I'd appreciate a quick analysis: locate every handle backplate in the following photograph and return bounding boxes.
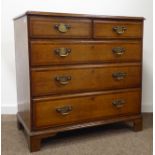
[112,72,127,80]
[112,47,125,56]
[56,106,72,115]
[55,75,71,85]
[113,26,127,34]
[54,23,71,33]
[112,99,125,108]
[55,48,71,57]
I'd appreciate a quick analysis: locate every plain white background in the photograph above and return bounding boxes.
[1,0,153,113]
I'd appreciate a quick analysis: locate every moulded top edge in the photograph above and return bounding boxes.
[13,11,145,21]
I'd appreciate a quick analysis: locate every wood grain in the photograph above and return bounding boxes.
[31,63,141,96]
[29,16,92,38]
[30,40,142,66]
[14,16,31,129]
[14,12,144,152]
[94,20,143,38]
[33,89,141,129]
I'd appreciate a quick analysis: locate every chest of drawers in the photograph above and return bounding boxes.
[14,11,144,152]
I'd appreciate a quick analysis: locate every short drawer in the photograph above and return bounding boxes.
[94,20,143,38]
[31,63,141,96]
[29,16,92,38]
[32,89,141,129]
[30,40,141,66]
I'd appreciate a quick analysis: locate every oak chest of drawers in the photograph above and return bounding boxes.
[14,11,144,152]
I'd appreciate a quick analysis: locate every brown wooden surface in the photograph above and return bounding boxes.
[17,111,142,136]
[14,11,145,21]
[30,40,141,66]
[133,117,143,131]
[28,135,41,152]
[94,20,143,38]
[31,63,141,96]
[14,16,31,129]
[33,89,141,129]
[32,88,140,101]
[14,12,144,152]
[17,112,142,152]
[29,16,92,38]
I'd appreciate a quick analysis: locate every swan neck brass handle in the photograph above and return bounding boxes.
[113,26,127,34]
[112,72,127,80]
[55,48,71,57]
[55,76,71,85]
[56,106,72,115]
[112,99,125,108]
[54,23,71,33]
[112,47,125,56]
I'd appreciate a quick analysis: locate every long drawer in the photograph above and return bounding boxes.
[31,63,141,96]
[94,20,143,38]
[30,40,141,66]
[29,16,92,38]
[32,89,141,129]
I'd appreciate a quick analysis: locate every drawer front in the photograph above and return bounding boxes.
[31,64,141,96]
[94,20,143,38]
[33,89,141,129]
[29,17,92,38]
[30,40,141,66]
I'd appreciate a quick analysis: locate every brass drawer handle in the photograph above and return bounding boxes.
[55,75,71,85]
[113,26,127,34]
[54,48,71,57]
[112,99,125,108]
[112,47,125,56]
[56,106,72,115]
[54,23,71,33]
[112,72,127,80]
